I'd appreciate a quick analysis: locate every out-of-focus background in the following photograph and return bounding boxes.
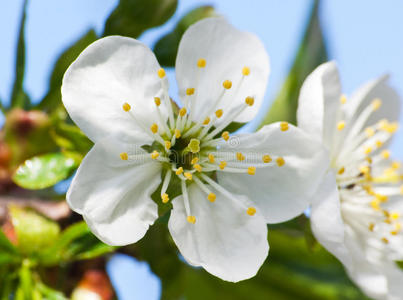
[0,1,402,299]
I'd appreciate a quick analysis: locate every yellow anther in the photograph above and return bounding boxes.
[157,68,166,78]
[338,167,345,175]
[368,223,375,232]
[245,96,254,106]
[223,80,232,89]
[175,129,181,138]
[236,152,245,161]
[215,109,223,118]
[372,98,382,111]
[364,146,373,155]
[262,155,272,163]
[392,161,401,170]
[219,161,227,170]
[376,140,384,148]
[376,194,388,203]
[165,141,172,150]
[187,216,196,224]
[381,237,389,244]
[186,88,195,96]
[120,152,128,160]
[176,167,183,175]
[340,95,347,104]
[366,157,373,164]
[247,167,256,175]
[150,123,158,134]
[179,107,187,117]
[184,172,193,180]
[188,139,200,153]
[203,117,210,125]
[122,102,131,112]
[191,157,199,165]
[386,122,399,133]
[391,212,400,220]
[197,58,206,68]
[370,199,380,211]
[161,193,169,204]
[365,127,375,137]
[242,66,250,76]
[382,150,391,159]
[193,164,202,172]
[276,157,285,167]
[151,151,159,160]
[207,193,216,202]
[337,121,346,131]
[208,153,215,163]
[280,122,289,131]
[379,119,388,129]
[246,207,256,216]
[154,97,161,106]
[360,166,370,174]
[222,131,230,141]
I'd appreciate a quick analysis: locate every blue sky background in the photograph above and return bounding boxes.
[1,1,402,299]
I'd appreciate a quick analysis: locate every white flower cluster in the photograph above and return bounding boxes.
[61,17,402,297]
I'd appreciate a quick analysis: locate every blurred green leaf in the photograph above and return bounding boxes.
[18,260,33,300]
[103,0,177,38]
[9,206,61,255]
[51,122,93,155]
[37,30,98,112]
[12,152,78,190]
[154,5,216,67]
[0,229,18,254]
[10,0,30,109]
[35,282,68,300]
[259,0,327,127]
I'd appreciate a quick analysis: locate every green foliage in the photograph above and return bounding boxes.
[103,0,178,38]
[259,0,328,127]
[154,6,216,66]
[12,152,78,190]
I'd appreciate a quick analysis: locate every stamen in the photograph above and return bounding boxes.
[337,121,346,131]
[276,157,285,167]
[187,216,196,224]
[161,193,169,203]
[193,164,202,172]
[242,67,250,76]
[151,151,159,159]
[222,131,230,141]
[340,95,347,104]
[262,155,272,163]
[122,102,131,112]
[188,139,200,153]
[219,161,227,170]
[364,146,373,155]
[184,172,193,180]
[120,152,128,160]
[181,180,195,224]
[381,237,389,244]
[154,97,161,106]
[160,170,172,203]
[382,150,391,159]
[236,152,245,161]
[368,223,375,232]
[191,157,199,165]
[280,122,289,131]
[186,88,195,96]
[372,98,382,111]
[175,129,181,138]
[365,127,375,137]
[179,108,187,117]
[338,167,345,175]
[208,153,215,163]
[245,96,254,106]
[197,58,206,68]
[376,140,384,148]
[215,109,223,118]
[165,141,172,150]
[157,68,166,78]
[203,117,210,125]
[208,193,216,202]
[176,167,184,175]
[222,80,232,89]
[247,167,256,175]
[246,207,256,216]
[150,123,158,134]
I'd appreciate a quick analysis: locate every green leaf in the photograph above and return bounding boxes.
[154,6,216,67]
[0,229,18,254]
[103,0,178,38]
[50,122,93,154]
[259,0,328,127]
[10,0,30,109]
[12,152,78,190]
[37,30,98,112]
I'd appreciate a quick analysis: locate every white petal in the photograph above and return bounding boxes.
[175,17,269,123]
[168,183,268,282]
[297,61,342,147]
[62,36,168,143]
[345,75,401,127]
[217,123,329,223]
[67,136,161,246]
[310,171,352,266]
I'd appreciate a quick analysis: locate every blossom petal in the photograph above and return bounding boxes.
[217,123,329,223]
[62,36,167,143]
[67,136,161,246]
[297,61,342,147]
[310,171,352,266]
[168,183,268,282]
[175,17,270,123]
[346,75,401,128]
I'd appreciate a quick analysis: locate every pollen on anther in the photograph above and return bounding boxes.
[372,98,382,111]
[161,193,169,203]
[222,80,232,89]
[276,157,285,167]
[120,152,128,160]
[203,117,210,125]
[236,152,245,161]
[242,66,250,76]
[215,109,223,118]
[208,153,215,163]
[186,88,195,96]
[197,58,206,68]
[245,96,254,106]
[365,127,375,137]
[382,150,391,159]
[157,68,166,78]
[122,102,131,112]
[337,121,345,131]
[262,155,272,163]
[191,157,199,165]
[187,216,196,224]
[184,172,193,180]
[381,237,389,244]
[176,167,183,175]
[340,95,347,104]
[364,146,373,155]
[391,212,400,220]
[222,131,230,141]
[150,123,158,134]
[151,151,159,159]
[368,223,375,232]
[165,141,172,150]
[208,193,216,202]
[154,97,161,106]
[194,164,202,172]
[247,167,256,175]
[280,122,289,131]
[175,129,181,138]
[219,161,227,170]
[179,108,187,117]
[376,140,384,148]
[338,167,345,175]
[246,207,256,216]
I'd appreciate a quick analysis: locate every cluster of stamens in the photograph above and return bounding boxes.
[118,59,288,224]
